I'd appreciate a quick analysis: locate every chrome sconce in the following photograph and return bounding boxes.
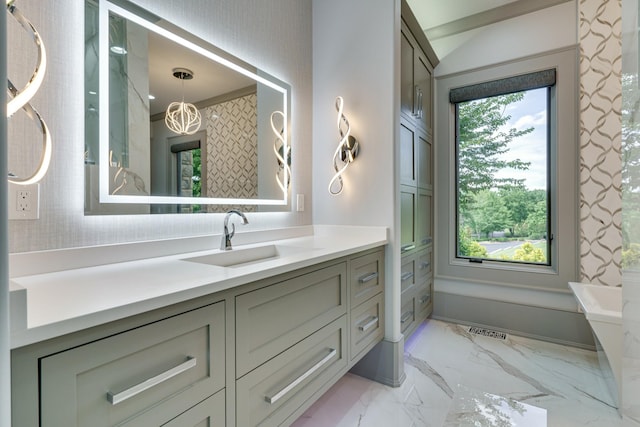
[270,111,291,193]
[328,96,359,195]
[6,0,52,186]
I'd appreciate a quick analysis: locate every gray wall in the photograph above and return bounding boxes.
[7,0,312,253]
[2,5,10,426]
[312,0,401,342]
[430,2,590,346]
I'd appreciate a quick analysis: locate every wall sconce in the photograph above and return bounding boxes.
[6,0,52,186]
[270,111,291,193]
[328,96,359,195]
[165,68,202,135]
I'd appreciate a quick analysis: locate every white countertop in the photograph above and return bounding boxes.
[9,225,388,349]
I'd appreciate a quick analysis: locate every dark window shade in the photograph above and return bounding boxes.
[449,69,556,104]
[171,140,201,153]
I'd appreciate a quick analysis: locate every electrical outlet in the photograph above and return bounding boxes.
[8,182,40,220]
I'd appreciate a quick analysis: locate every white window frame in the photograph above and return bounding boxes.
[435,47,579,291]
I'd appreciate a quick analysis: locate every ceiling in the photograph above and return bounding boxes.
[406,0,570,53]
[407,0,519,31]
[147,30,254,117]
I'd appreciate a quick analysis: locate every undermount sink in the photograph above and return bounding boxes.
[182,244,310,268]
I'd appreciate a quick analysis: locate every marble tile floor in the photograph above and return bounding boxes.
[292,319,622,427]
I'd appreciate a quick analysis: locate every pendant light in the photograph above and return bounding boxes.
[165,68,201,135]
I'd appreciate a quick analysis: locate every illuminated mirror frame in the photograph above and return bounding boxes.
[97,0,290,207]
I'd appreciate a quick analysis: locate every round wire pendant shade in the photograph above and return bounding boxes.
[165,101,202,135]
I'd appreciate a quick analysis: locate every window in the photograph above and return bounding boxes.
[452,73,554,266]
[171,140,202,213]
[435,48,578,291]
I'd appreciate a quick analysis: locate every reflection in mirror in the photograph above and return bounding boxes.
[84,0,291,214]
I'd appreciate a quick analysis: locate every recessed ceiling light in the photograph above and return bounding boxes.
[148,94,156,100]
[110,46,127,55]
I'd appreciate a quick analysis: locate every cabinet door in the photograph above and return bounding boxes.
[400,121,417,186]
[400,254,416,295]
[415,248,432,284]
[414,50,433,132]
[400,295,415,335]
[400,185,417,252]
[416,188,432,248]
[416,130,432,190]
[401,22,434,131]
[400,29,415,118]
[415,279,433,321]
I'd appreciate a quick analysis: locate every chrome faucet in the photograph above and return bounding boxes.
[220,210,248,251]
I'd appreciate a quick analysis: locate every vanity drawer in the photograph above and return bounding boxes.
[236,316,347,427]
[350,250,385,308]
[400,255,416,295]
[236,262,347,377]
[350,293,384,360]
[415,248,432,283]
[40,302,225,427]
[161,389,225,427]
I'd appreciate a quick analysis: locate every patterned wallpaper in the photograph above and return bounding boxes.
[204,93,258,213]
[578,0,623,287]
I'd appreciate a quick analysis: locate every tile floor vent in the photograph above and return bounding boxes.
[468,326,507,340]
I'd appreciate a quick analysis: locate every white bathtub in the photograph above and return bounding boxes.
[569,282,622,409]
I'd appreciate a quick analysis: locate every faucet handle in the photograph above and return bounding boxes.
[228,223,236,240]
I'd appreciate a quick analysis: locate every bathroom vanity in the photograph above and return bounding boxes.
[9,227,386,426]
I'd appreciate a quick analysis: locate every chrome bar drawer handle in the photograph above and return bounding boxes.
[358,316,379,332]
[401,272,414,281]
[265,348,337,405]
[422,237,432,245]
[419,295,430,304]
[401,311,414,324]
[107,356,196,405]
[419,262,430,270]
[358,272,379,284]
[401,244,416,253]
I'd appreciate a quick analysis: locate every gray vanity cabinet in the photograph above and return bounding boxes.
[235,250,384,427]
[11,247,385,427]
[399,3,436,340]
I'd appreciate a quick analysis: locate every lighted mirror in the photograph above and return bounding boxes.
[84,0,291,214]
